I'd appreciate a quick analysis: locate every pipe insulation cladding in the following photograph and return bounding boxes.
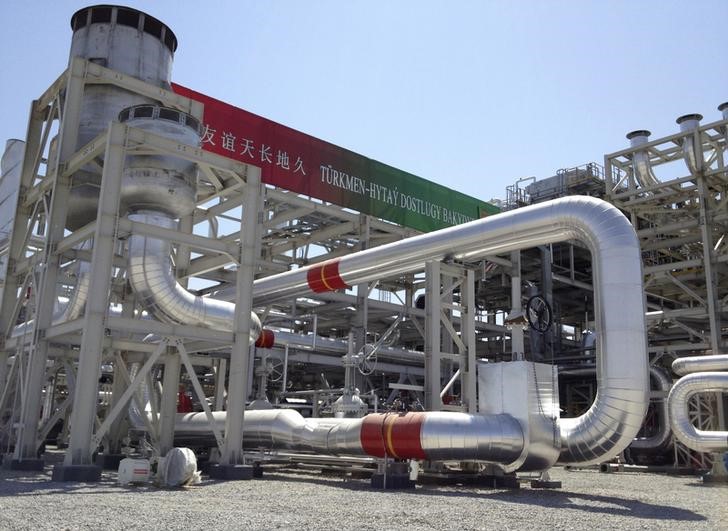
[668,355,728,453]
[186,196,648,467]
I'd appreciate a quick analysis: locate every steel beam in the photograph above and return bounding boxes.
[220,168,261,466]
[63,122,126,467]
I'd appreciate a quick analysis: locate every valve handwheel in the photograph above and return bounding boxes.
[526,295,552,333]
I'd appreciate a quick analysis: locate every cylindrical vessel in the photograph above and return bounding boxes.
[118,104,200,218]
[67,5,177,229]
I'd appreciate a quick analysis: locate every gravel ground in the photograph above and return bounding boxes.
[1,449,726,530]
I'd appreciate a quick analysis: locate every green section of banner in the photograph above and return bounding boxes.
[173,83,500,233]
[362,161,500,232]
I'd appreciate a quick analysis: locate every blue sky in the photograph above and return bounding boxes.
[1,0,726,203]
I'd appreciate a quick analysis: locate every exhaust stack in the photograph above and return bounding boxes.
[676,113,703,175]
[718,102,728,147]
[626,130,659,188]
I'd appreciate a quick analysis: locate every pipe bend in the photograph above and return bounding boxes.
[668,372,728,453]
[253,196,649,465]
[127,211,261,343]
[672,354,728,376]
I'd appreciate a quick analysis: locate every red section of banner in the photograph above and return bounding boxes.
[173,82,350,205]
[306,259,348,293]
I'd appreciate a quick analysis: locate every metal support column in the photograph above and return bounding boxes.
[510,250,524,360]
[211,167,261,480]
[424,261,477,412]
[424,261,442,411]
[158,349,181,456]
[697,177,723,352]
[6,68,85,468]
[54,122,127,481]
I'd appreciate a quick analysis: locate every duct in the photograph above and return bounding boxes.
[667,372,728,453]
[630,366,673,450]
[253,196,648,465]
[170,409,524,464]
[676,113,703,175]
[127,210,261,341]
[11,243,91,338]
[672,354,728,376]
[626,130,659,188]
[719,102,728,147]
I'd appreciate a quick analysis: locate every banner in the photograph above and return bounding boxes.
[173,83,499,232]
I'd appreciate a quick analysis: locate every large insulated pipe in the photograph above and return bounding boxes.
[252,196,648,465]
[119,104,261,339]
[1,140,90,336]
[626,130,659,188]
[630,366,673,451]
[676,113,703,175]
[668,354,728,453]
[171,409,525,464]
[672,354,728,376]
[128,211,261,338]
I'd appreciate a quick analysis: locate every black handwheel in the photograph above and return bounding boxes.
[526,295,552,333]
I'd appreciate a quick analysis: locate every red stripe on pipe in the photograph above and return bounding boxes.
[359,413,426,459]
[322,260,348,290]
[255,329,275,349]
[306,265,326,293]
[306,259,348,293]
[390,412,427,460]
[361,414,387,457]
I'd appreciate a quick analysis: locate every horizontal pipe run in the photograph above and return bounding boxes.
[672,354,728,376]
[252,196,649,465]
[172,409,524,464]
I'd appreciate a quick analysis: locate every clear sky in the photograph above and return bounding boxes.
[1,0,726,203]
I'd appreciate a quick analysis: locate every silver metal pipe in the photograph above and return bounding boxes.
[127,211,261,340]
[676,113,703,175]
[672,354,728,376]
[171,409,524,464]
[667,372,728,453]
[265,329,424,363]
[719,102,728,147]
[253,196,649,465]
[631,366,672,450]
[626,130,659,188]
[11,243,91,338]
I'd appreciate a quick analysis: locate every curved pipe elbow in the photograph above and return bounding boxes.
[672,354,728,376]
[668,372,728,453]
[128,211,261,344]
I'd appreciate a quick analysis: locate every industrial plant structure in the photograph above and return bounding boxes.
[0,5,725,485]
